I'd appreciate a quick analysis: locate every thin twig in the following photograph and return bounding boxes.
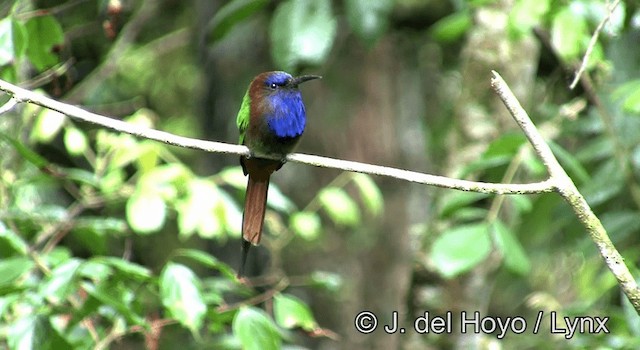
[0,78,553,195]
[570,0,621,89]
[491,71,640,313]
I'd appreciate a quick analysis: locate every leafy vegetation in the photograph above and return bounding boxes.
[1,0,640,349]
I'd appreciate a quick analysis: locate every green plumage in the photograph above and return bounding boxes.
[236,89,250,145]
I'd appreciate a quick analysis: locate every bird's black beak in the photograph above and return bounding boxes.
[291,75,322,87]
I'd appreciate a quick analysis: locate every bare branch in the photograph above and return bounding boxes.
[491,71,640,314]
[0,78,552,195]
[570,0,621,89]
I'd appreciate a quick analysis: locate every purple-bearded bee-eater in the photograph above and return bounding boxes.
[236,71,321,277]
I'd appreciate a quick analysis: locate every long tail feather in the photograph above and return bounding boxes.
[238,173,270,277]
[242,174,270,244]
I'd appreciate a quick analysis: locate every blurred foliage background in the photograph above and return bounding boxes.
[1,0,640,349]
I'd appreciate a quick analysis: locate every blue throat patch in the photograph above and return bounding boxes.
[266,90,306,138]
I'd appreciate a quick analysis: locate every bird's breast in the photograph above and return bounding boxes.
[265,91,306,139]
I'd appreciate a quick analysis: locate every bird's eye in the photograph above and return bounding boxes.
[270,83,277,89]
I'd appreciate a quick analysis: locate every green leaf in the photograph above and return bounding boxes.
[7,315,38,350]
[290,211,321,240]
[318,187,360,226]
[430,11,472,43]
[77,260,111,282]
[267,184,297,214]
[93,257,151,281]
[483,133,526,158]
[39,258,82,304]
[0,224,29,255]
[0,256,34,289]
[613,79,640,114]
[160,262,206,332]
[126,189,166,234]
[173,248,236,279]
[31,108,66,143]
[24,15,64,70]
[551,7,587,61]
[351,173,383,216]
[491,221,530,275]
[177,179,242,240]
[0,132,48,167]
[344,0,394,46]
[270,0,337,71]
[439,192,489,218]
[81,281,146,325]
[309,271,343,292]
[218,166,247,189]
[208,0,269,43]
[233,307,281,350]
[548,141,590,184]
[0,18,27,66]
[63,127,88,156]
[508,0,550,38]
[273,293,318,331]
[431,223,491,278]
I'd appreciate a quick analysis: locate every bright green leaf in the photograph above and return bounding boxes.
[310,271,343,292]
[126,190,166,234]
[208,0,269,43]
[613,80,640,114]
[218,166,247,189]
[344,0,394,46]
[290,211,321,240]
[25,15,64,70]
[551,7,587,61]
[431,223,491,278]
[160,262,207,332]
[430,11,472,43]
[78,260,111,282]
[352,173,383,216]
[93,257,151,281]
[177,179,222,239]
[483,133,526,158]
[491,221,530,275]
[39,258,82,304]
[270,0,337,71]
[31,108,66,143]
[273,293,318,331]
[0,18,27,66]
[233,307,281,350]
[7,315,38,350]
[508,0,550,38]
[0,256,34,289]
[63,127,88,156]
[0,224,28,255]
[318,187,360,226]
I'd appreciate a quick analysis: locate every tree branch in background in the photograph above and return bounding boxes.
[491,71,640,313]
[570,0,621,89]
[2,71,639,313]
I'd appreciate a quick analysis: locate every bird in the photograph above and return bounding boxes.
[236,71,321,277]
